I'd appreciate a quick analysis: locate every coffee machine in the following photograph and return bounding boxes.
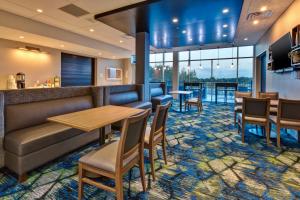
[16,72,25,89]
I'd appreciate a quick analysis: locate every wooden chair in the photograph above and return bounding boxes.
[270,99,300,147]
[234,91,252,124]
[78,109,151,200]
[258,92,279,115]
[238,97,270,144]
[184,93,203,113]
[144,101,171,181]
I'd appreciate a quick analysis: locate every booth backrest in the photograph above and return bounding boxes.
[150,82,166,97]
[105,84,144,105]
[5,96,93,133]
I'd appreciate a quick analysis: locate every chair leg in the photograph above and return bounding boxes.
[139,152,146,192]
[18,173,27,183]
[277,126,281,148]
[234,111,236,125]
[266,124,270,145]
[149,148,156,181]
[162,138,168,165]
[242,122,245,143]
[115,174,124,200]
[78,164,83,200]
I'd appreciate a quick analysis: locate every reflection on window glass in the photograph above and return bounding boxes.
[201,49,218,59]
[149,62,163,82]
[212,59,237,80]
[179,51,189,61]
[179,61,189,86]
[219,47,238,58]
[238,46,254,57]
[164,52,173,61]
[190,50,200,60]
[190,60,211,80]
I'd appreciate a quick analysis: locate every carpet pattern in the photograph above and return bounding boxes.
[0,103,299,200]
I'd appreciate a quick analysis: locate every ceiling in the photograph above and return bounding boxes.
[0,0,145,58]
[0,0,296,56]
[96,0,243,49]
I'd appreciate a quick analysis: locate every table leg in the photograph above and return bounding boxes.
[99,127,106,145]
[298,131,300,143]
[180,94,182,112]
[215,87,218,104]
[225,89,227,103]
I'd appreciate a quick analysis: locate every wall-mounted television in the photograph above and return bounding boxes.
[271,33,292,70]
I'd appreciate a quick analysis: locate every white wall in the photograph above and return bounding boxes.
[255,0,300,99]
[0,38,61,89]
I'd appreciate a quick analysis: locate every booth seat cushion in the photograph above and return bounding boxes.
[151,88,164,97]
[109,91,139,105]
[152,95,173,104]
[125,101,152,109]
[4,122,82,156]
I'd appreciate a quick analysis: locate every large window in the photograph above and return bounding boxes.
[178,46,254,102]
[149,52,173,92]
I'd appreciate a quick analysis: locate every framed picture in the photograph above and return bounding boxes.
[106,67,122,81]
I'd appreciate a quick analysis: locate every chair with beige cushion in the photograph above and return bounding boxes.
[258,92,279,115]
[269,99,300,147]
[144,102,171,181]
[238,97,270,144]
[78,109,150,200]
[184,92,202,113]
[234,91,252,124]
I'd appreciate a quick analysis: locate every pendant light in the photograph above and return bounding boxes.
[216,47,220,69]
[231,44,234,68]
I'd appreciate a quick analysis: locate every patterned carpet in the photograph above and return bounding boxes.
[0,103,300,200]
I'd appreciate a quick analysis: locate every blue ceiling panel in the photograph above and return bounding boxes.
[95,0,244,49]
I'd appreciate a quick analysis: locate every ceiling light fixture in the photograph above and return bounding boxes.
[89,28,95,32]
[17,46,47,54]
[182,30,187,34]
[231,44,234,68]
[119,40,123,43]
[199,48,203,69]
[36,9,43,13]
[223,24,228,28]
[222,8,229,14]
[98,52,102,56]
[60,44,65,48]
[217,47,220,69]
[188,38,193,41]
[172,18,178,23]
[19,36,24,39]
[253,20,259,25]
[244,37,248,41]
[223,34,227,37]
[112,56,116,59]
[260,6,267,12]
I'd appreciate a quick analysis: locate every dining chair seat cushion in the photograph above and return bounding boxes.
[235,98,243,104]
[144,126,163,144]
[79,140,138,172]
[270,106,278,113]
[238,113,267,123]
[270,115,300,127]
[186,98,199,103]
[234,105,242,112]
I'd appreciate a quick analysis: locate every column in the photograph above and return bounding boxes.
[0,92,4,167]
[135,32,150,101]
[172,51,179,99]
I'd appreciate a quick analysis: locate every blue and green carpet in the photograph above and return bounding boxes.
[0,103,300,199]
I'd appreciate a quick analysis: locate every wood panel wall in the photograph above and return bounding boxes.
[61,53,95,87]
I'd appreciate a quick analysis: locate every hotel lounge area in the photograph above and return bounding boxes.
[0,0,300,199]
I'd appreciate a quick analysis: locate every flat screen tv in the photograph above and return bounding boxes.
[271,33,292,70]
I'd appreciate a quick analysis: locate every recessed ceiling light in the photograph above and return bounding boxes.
[172,18,178,23]
[60,44,65,48]
[223,34,228,37]
[223,24,228,28]
[112,56,116,59]
[188,38,193,41]
[182,30,187,34]
[119,40,123,43]
[19,36,24,39]
[244,37,248,41]
[89,28,95,32]
[36,9,43,13]
[253,20,259,25]
[260,6,267,12]
[98,52,102,55]
[222,8,229,14]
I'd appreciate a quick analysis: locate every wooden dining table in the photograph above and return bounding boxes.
[48,105,144,145]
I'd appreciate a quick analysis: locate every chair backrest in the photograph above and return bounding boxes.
[235,91,252,98]
[117,109,150,169]
[242,97,270,119]
[258,92,279,100]
[150,101,171,143]
[278,99,300,122]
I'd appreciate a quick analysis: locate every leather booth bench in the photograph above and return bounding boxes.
[104,84,152,109]
[150,82,173,110]
[1,86,105,181]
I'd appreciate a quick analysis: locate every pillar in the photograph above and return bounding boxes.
[0,92,4,167]
[135,32,150,101]
[172,51,179,99]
